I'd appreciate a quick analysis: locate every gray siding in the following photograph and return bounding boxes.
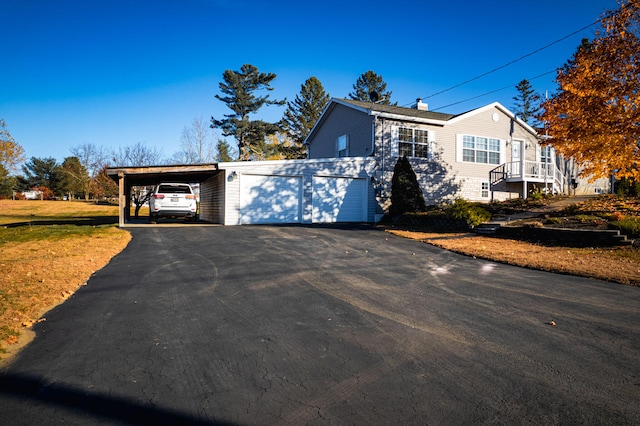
[308,104,374,158]
[371,105,540,205]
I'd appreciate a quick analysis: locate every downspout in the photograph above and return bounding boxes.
[371,115,376,155]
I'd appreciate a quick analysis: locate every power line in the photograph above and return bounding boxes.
[430,69,557,112]
[409,12,613,107]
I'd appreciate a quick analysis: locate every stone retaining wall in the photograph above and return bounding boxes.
[495,226,632,248]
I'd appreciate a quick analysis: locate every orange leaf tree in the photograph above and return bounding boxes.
[0,119,25,174]
[541,0,640,182]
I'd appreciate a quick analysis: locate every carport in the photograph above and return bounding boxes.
[106,164,222,226]
[107,158,377,226]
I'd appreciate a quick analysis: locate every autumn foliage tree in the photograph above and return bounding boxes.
[0,119,25,174]
[541,0,640,182]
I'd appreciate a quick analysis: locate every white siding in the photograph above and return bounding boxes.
[219,158,377,225]
[312,177,367,223]
[239,175,302,224]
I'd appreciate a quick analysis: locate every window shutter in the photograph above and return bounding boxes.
[428,130,436,159]
[500,139,506,164]
[390,126,399,157]
[456,134,463,162]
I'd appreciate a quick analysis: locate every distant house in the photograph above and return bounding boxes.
[306,98,609,213]
[22,190,42,200]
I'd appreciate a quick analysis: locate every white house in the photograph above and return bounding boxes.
[306,98,609,213]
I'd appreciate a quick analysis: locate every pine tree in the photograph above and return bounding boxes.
[389,156,427,216]
[512,79,541,126]
[58,156,88,199]
[215,139,234,162]
[348,70,394,105]
[541,0,640,181]
[282,76,330,158]
[211,64,285,160]
[20,157,61,193]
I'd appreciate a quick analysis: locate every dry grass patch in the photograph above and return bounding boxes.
[0,200,119,224]
[388,230,640,286]
[0,200,130,366]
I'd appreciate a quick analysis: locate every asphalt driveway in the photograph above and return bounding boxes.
[1,225,639,425]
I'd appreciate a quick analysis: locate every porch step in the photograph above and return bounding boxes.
[611,233,634,246]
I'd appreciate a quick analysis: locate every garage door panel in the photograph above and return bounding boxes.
[240,175,302,224]
[312,177,366,223]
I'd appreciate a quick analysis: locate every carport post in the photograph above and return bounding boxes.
[118,172,125,227]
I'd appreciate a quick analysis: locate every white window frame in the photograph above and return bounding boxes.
[481,181,489,198]
[456,134,503,165]
[541,145,553,164]
[337,134,348,157]
[394,126,433,159]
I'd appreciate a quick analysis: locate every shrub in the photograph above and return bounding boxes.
[575,214,603,223]
[608,217,640,238]
[389,156,427,216]
[615,177,640,196]
[545,217,564,225]
[608,211,626,221]
[445,199,491,228]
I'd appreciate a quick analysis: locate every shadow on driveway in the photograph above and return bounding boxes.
[1,225,639,424]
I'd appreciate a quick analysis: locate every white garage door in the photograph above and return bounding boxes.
[240,175,302,224]
[312,177,367,223]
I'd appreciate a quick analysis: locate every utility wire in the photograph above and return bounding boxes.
[409,11,614,108]
[430,69,557,112]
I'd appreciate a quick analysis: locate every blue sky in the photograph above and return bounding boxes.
[1,0,619,164]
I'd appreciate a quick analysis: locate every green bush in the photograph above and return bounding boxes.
[615,177,640,196]
[445,199,491,228]
[608,217,640,238]
[389,156,427,216]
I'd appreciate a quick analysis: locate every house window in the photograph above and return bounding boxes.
[541,145,552,163]
[462,135,501,165]
[337,135,348,157]
[398,127,429,158]
[481,181,489,198]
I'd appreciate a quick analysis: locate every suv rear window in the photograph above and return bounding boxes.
[158,184,192,194]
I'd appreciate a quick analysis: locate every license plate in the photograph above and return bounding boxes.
[171,197,179,202]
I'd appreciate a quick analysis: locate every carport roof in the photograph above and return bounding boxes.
[106,164,220,186]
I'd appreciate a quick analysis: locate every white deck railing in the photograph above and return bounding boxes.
[502,161,565,192]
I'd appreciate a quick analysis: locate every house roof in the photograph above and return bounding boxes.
[334,98,457,122]
[306,98,540,145]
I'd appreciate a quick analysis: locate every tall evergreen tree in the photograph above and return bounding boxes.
[20,157,61,192]
[211,64,285,160]
[348,70,394,105]
[282,76,330,158]
[58,156,88,199]
[512,79,541,126]
[215,139,235,162]
[0,164,16,198]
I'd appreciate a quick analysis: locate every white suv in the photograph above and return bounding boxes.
[149,183,197,223]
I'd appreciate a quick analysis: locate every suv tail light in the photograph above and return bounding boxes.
[153,194,165,199]
[185,194,196,200]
